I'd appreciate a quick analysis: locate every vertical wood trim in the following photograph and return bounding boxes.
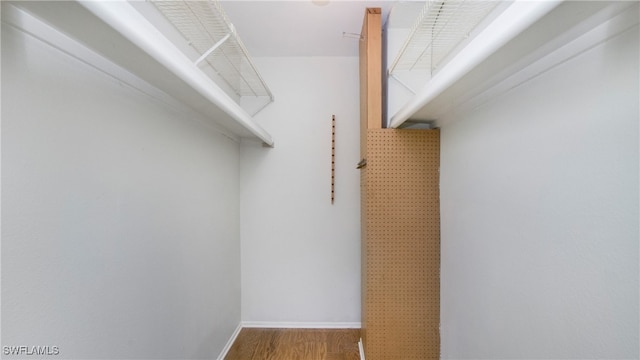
[360,164,368,349]
[331,115,336,204]
[365,8,382,132]
[359,8,381,353]
[359,7,382,357]
[359,7,382,159]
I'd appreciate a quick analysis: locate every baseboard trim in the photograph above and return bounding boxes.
[241,321,362,329]
[358,338,365,360]
[217,323,243,360]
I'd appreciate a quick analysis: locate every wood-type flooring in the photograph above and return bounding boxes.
[224,328,361,360]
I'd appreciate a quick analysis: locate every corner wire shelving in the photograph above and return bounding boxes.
[151,0,274,116]
[389,0,500,76]
[387,0,563,129]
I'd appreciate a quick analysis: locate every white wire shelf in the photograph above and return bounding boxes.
[151,0,273,115]
[389,0,499,75]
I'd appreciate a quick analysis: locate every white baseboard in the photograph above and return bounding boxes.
[358,338,365,360]
[241,321,362,329]
[217,323,243,360]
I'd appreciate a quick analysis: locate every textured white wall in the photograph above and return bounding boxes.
[2,23,241,359]
[439,22,639,359]
[240,57,361,325]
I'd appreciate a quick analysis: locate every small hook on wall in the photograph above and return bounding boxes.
[342,32,364,41]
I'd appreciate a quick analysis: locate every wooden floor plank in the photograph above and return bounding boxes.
[225,328,360,360]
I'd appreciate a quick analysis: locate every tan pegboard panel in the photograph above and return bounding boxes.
[362,129,440,360]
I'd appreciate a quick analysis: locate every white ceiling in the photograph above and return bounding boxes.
[219,0,424,57]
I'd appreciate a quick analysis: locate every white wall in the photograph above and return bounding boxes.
[240,57,361,325]
[439,21,639,359]
[2,21,241,359]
